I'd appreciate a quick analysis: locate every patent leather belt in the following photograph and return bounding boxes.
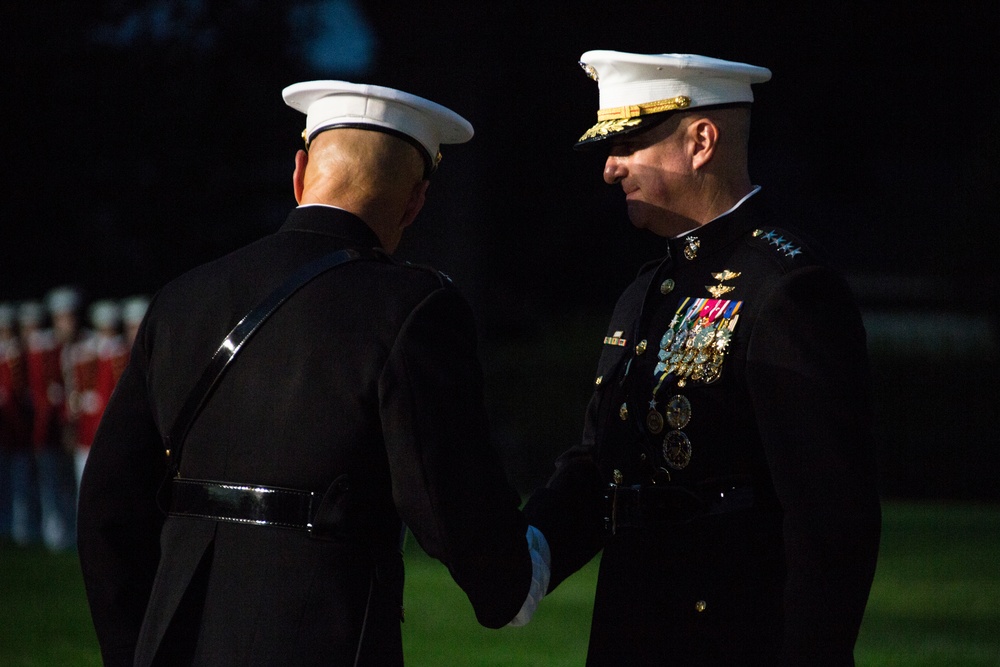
[168,478,317,531]
[603,481,755,534]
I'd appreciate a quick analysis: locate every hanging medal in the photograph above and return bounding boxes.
[661,394,693,469]
[663,430,693,470]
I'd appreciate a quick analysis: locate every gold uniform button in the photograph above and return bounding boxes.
[619,403,629,420]
[595,375,604,387]
[695,600,707,613]
[635,339,648,355]
[660,279,675,294]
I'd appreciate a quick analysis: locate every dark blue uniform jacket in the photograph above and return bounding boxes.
[78,206,530,666]
[526,191,881,666]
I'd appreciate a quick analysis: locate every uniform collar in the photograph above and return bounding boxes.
[279,204,383,249]
[667,187,767,263]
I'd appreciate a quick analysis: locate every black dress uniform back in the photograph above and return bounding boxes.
[77,80,537,666]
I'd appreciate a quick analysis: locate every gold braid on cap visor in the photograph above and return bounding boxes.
[578,95,691,142]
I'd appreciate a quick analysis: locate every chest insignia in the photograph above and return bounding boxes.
[604,330,628,347]
[653,297,741,386]
[683,235,701,260]
[706,269,741,298]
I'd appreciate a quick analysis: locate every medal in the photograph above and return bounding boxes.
[702,364,722,384]
[662,298,741,386]
[646,409,664,434]
[660,329,674,349]
[664,394,691,429]
[663,430,692,470]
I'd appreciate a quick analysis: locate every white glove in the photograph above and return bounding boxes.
[507,525,551,627]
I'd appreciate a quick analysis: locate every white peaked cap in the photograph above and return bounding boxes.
[89,300,122,330]
[576,51,771,148]
[282,80,474,174]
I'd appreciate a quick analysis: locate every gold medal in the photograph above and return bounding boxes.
[665,394,691,429]
[663,430,692,470]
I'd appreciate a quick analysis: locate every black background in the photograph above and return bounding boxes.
[3,1,998,497]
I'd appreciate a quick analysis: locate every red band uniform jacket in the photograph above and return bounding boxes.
[78,206,531,666]
[525,191,881,666]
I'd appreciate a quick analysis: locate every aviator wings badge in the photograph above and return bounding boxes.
[706,269,741,298]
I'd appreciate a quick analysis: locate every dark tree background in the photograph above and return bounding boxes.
[3,0,997,497]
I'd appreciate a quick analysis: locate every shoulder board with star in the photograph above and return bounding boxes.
[747,227,813,265]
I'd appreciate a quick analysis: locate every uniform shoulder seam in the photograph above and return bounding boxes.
[380,251,455,288]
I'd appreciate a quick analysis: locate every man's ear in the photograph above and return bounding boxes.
[399,180,430,229]
[689,118,719,171]
[293,149,308,204]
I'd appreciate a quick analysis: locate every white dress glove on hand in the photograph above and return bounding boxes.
[507,525,551,626]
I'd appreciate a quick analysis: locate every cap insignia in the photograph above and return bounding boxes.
[579,61,599,81]
[578,95,693,143]
[578,117,644,142]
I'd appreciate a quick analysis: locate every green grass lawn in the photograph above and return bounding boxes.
[1,501,998,666]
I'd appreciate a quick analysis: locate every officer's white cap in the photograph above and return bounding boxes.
[576,51,771,148]
[45,286,84,315]
[121,295,150,325]
[89,300,122,330]
[282,80,474,175]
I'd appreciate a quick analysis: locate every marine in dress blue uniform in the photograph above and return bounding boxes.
[77,81,547,666]
[523,51,881,665]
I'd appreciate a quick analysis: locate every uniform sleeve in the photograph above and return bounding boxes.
[77,332,166,667]
[522,392,608,591]
[378,287,532,628]
[745,266,881,664]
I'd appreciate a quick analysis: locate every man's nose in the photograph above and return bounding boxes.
[604,156,625,185]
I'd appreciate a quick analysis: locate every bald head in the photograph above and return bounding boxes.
[293,127,429,253]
